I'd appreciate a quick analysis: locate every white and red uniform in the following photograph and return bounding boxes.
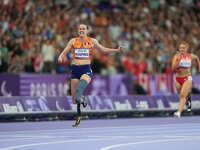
[175,53,192,85]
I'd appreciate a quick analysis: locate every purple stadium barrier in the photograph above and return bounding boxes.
[1,74,200,97]
[1,95,200,113]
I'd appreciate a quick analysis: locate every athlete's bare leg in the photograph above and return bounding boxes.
[71,79,79,104]
[178,80,192,113]
[175,81,181,94]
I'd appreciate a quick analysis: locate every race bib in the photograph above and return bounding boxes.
[75,48,90,59]
[179,59,191,68]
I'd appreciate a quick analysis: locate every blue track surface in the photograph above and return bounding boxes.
[0,117,200,150]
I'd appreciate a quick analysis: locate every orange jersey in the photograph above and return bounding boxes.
[72,37,93,60]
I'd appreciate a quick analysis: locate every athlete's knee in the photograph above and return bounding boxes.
[80,75,91,83]
[180,93,186,99]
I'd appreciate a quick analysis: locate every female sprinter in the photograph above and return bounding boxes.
[58,24,124,126]
[172,41,200,118]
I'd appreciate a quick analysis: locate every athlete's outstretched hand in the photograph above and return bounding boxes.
[118,46,125,53]
[58,54,63,64]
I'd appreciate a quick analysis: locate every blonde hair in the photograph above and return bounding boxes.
[179,41,189,48]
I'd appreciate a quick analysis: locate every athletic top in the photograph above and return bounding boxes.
[177,53,192,69]
[72,37,93,60]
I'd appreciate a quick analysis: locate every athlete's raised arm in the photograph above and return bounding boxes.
[172,53,181,71]
[92,38,124,53]
[58,38,75,63]
[191,53,200,72]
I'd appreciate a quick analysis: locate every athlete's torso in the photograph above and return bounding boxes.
[72,37,93,65]
[176,53,192,77]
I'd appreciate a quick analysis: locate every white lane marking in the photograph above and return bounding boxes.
[4,135,55,138]
[100,137,200,150]
[0,134,199,142]
[1,124,200,137]
[1,134,199,143]
[1,126,200,140]
[0,135,126,142]
[0,138,51,142]
[1,135,200,150]
[18,128,200,136]
[0,135,74,142]
[0,136,124,150]
[1,123,200,134]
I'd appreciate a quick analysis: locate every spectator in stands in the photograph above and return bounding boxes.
[0,39,8,72]
[0,0,199,76]
[41,40,56,73]
[8,55,24,73]
[33,45,43,73]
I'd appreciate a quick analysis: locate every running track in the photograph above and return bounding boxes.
[0,117,200,150]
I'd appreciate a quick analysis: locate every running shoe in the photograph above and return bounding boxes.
[174,111,181,118]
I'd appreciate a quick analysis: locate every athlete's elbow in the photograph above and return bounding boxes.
[99,48,109,54]
[98,48,106,53]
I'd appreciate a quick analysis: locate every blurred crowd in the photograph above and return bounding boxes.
[0,0,200,76]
